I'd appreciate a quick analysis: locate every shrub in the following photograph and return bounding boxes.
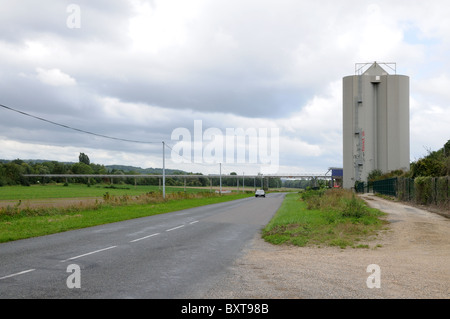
[341,194,369,218]
[436,176,449,207]
[415,176,432,205]
[300,188,326,210]
[367,169,383,182]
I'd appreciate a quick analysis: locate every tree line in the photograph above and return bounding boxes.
[282,178,329,189]
[367,139,450,182]
[0,153,282,189]
[362,140,450,208]
[0,156,109,186]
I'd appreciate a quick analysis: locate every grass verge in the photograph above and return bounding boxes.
[0,191,252,243]
[262,189,388,249]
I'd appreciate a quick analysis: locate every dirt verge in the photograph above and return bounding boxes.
[206,194,450,299]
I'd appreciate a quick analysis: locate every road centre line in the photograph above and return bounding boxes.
[0,269,36,280]
[129,233,160,243]
[4,222,200,277]
[60,246,117,263]
[129,221,198,242]
[166,225,185,232]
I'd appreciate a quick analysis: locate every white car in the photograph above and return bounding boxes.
[255,189,265,197]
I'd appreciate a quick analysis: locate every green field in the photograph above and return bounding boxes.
[0,183,253,243]
[0,183,214,200]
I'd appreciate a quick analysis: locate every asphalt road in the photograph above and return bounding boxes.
[0,193,285,299]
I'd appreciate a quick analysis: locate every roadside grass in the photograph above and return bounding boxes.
[0,191,253,243]
[262,189,388,249]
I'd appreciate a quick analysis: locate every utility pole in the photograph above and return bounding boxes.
[219,163,222,195]
[162,141,166,199]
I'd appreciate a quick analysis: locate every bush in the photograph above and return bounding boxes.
[341,194,369,218]
[300,188,326,210]
[367,169,383,182]
[436,177,449,207]
[415,176,432,205]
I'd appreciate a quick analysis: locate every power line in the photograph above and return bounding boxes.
[165,143,199,165]
[0,103,159,144]
[0,103,223,200]
[1,103,216,167]
[0,102,248,170]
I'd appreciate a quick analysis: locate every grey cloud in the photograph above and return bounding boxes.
[1,0,449,172]
[0,0,132,44]
[95,75,309,118]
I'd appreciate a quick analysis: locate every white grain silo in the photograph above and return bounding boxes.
[342,62,410,189]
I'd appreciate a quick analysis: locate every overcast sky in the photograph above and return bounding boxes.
[1,0,449,175]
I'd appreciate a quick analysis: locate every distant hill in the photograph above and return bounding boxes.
[0,159,190,175]
[0,159,76,165]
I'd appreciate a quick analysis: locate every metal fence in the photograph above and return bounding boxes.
[373,178,397,196]
[396,177,415,201]
[357,176,449,209]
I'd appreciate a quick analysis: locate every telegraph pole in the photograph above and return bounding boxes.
[162,141,166,199]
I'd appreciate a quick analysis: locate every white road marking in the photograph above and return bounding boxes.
[129,233,160,243]
[130,221,197,242]
[0,269,36,280]
[60,246,117,262]
[5,220,198,279]
[166,225,184,232]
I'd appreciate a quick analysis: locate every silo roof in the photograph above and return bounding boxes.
[362,62,390,76]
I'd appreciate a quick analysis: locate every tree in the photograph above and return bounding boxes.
[79,153,90,165]
[71,162,94,184]
[71,162,94,175]
[2,162,27,185]
[367,169,383,182]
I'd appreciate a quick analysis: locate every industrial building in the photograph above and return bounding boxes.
[342,62,410,189]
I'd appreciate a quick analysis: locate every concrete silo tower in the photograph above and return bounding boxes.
[342,62,410,189]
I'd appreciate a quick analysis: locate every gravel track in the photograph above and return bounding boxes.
[206,194,450,299]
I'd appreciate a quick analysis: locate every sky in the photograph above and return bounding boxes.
[1,0,449,176]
